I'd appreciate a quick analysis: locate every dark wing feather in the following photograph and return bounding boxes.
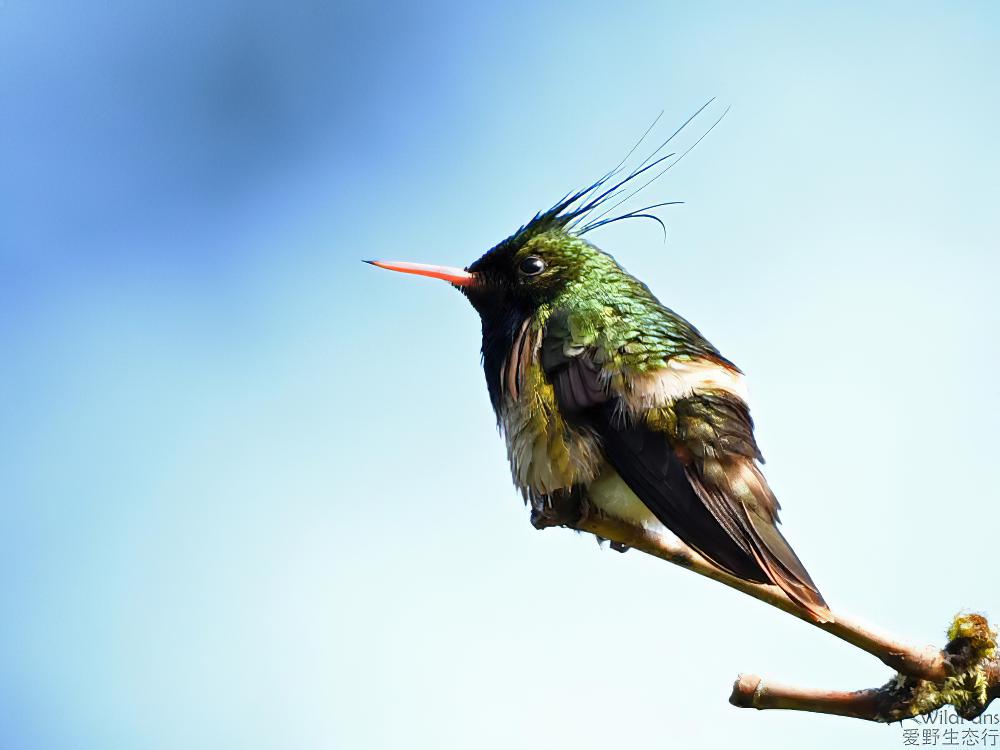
[592,405,771,582]
[541,324,828,619]
[540,328,768,581]
[541,343,607,414]
[675,394,827,617]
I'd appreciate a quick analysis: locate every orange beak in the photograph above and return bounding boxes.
[365,259,476,287]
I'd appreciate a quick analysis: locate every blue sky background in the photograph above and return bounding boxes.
[2,2,998,748]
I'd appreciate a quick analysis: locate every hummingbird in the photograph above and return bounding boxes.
[367,111,829,621]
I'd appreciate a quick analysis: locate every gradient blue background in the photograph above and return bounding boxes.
[2,2,998,748]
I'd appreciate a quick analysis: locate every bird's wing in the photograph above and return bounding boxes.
[540,310,828,619]
[669,391,828,618]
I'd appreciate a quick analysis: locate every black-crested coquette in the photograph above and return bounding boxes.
[368,107,828,621]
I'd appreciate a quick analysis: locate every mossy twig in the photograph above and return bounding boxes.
[539,502,999,723]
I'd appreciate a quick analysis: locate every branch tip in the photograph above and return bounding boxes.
[559,508,998,723]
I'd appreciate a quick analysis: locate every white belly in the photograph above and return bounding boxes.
[588,469,671,534]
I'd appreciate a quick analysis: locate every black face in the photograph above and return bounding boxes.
[458,224,573,417]
[459,242,532,416]
[464,248,545,307]
[462,231,577,319]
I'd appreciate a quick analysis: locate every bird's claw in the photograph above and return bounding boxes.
[529,489,586,530]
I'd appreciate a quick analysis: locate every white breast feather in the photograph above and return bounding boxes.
[627,357,747,409]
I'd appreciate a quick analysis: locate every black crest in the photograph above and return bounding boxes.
[493,99,729,252]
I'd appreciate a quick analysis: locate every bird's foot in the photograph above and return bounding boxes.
[529,488,586,530]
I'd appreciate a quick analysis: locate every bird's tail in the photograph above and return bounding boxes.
[741,508,832,623]
[688,456,832,623]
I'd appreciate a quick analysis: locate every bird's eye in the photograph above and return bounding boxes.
[518,256,545,277]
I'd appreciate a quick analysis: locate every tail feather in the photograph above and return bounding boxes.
[742,507,831,622]
[688,458,831,622]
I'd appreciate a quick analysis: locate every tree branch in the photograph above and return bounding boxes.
[537,502,999,723]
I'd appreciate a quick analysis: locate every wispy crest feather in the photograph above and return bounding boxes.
[505,100,730,245]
